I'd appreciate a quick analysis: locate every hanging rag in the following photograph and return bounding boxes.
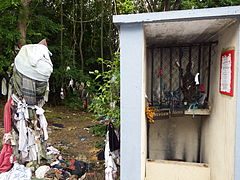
[1,78,7,96]
[105,136,110,168]
[108,122,120,152]
[105,123,120,167]
[105,155,117,180]
[0,145,13,173]
[0,98,13,173]
[10,67,48,105]
[13,98,29,154]
[4,98,12,133]
[105,131,120,168]
[35,106,48,140]
[27,128,37,161]
[14,44,53,82]
[0,74,9,97]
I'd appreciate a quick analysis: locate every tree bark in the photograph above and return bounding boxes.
[18,0,31,47]
[146,0,154,12]
[164,0,171,11]
[79,0,84,71]
[100,0,104,72]
[60,1,63,64]
[173,0,181,10]
[72,0,77,65]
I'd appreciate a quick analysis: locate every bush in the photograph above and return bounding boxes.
[88,53,120,120]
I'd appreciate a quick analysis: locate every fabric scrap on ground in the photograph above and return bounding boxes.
[35,165,51,179]
[0,163,32,180]
[52,123,64,128]
[47,146,60,155]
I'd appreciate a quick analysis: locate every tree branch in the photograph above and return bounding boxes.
[173,0,181,10]
[164,0,170,11]
[146,0,154,12]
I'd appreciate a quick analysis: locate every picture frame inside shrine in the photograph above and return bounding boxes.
[219,49,234,96]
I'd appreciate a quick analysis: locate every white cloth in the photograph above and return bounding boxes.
[1,78,7,95]
[46,146,59,155]
[195,73,200,85]
[15,44,53,82]
[28,128,37,161]
[104,131,119,180]
[18,119,28,153]
[15,99,29,153]
[35,106,48,140]
[105,155,117,180]
[104,137,110,168]
[16,100,29,120]
[3,133,12,144]
[0,163,32,180]
[43,83,50,102]
[29,145,37,162]
[35,165,50,179]
[50,160,60,167]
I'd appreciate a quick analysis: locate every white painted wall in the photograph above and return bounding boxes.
[234,20,240,180]
[146,160,210,180]
[120,23,147,180]
[148,116,202,162]
[201,21,240,180]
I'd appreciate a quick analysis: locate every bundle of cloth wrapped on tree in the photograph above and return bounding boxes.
[0,39,53,179]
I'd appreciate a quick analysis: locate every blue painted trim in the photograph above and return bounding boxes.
[234,23,240,180]
[113,6,240,24]
[120,23,145,180]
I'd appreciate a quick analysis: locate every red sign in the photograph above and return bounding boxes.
[219,50,234,96]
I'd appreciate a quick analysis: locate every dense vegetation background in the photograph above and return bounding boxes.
[0,0,240,120]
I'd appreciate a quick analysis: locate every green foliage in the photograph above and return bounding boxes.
[180,0,240,9]
[0,1,21,74]
[0,0,20,12]
[95,140,105,149]
[89,124,106,137]
[89,120,120,138]
[61,90,82,110]
[117,0,136,14]
[88,53,120,120]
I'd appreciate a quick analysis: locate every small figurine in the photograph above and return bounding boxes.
[176,60,196,104]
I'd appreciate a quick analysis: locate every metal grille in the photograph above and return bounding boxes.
[150,43,217,108]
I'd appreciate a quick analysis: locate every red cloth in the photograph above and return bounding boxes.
[69,159,76,170]
[0,98,13,173]
[0,144,13,172]
[4,98,12,133]
[198,84,206,93]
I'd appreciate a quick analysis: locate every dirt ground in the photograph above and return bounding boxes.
[0,100,108,179]
[45,105,105,162]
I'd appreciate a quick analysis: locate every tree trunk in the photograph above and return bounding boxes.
[146,0,154,12]
[100,0,104,72]
[60,1,63,64]
[164,0,171,11]
[173,0,181,10]
[72,0,77,65]
[18,0,31,47]
[79,0,84,71]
